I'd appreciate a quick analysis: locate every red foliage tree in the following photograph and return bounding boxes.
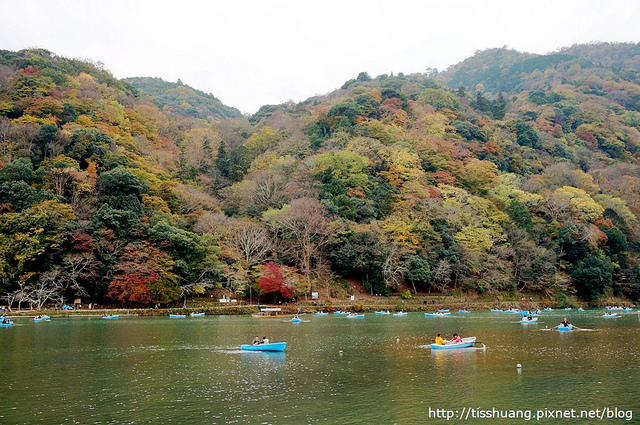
[257,261,296,299]
[107,243,180,304]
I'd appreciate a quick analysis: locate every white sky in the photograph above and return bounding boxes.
[1,0,638,114]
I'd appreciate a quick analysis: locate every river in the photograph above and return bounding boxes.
[1,310,638,424]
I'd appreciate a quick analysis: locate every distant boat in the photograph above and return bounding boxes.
[101,315,119,320]
[190,312,205,317]
[392,312,407,317]
[291,317,302,323]
[437,309,450,313]
[0,319,14,327]
[315,311,328,316]
[430,337,477,350]
[33,315,51,322]
[333,311,350,315]
[425,312,451,317]
[504,309,521,314]
[557,325,573,331]
[490,309,504,313]
[577,308,584,312]
[602,313,618,318]
[346,313,365,319]
[241,342,287,352]
[520,317,538,324]
[458,310,471,313]
[543,308,553,312]
[374,311,391,315]
[169,314,186,318]
[563,307,572,311]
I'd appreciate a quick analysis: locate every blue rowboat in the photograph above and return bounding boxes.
[520,317,538,324]
[241,342,287,352]
[346,314,364,319]
[504,309,521,314]
[102,315,119,319]
[392,312,407,317]
[430,337,476,350]
[169,314,186,318]
[0,320,14,327]
[33,316,50,322]
[315,312,328,316]
[557,325,573,331]
[490,309,504,313]
[543,308,553,311]
[291,317,302,323]
[190,312,205,317]
[425,312,450,317]
[375,311,391,315]
[437,309,450,313]
[333,311,349,315]
[563,307,572,311]
[577,308,584,312]
[622,308,632,312]
[458,310,471,313]
[602,313,618,318]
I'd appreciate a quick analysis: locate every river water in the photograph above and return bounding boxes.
[1,310,638,424]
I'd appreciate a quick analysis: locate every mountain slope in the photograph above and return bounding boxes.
[0,44,639,310]
[124,77,242,120]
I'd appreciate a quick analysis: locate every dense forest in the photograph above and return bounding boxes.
[0,43,639,309]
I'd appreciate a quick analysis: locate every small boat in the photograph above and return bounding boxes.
[520,317,538,324]
[33,316,51,322]
[101,315,119,319]
[430,337,477,350]
[375,311,391,315]
[241,342,287,352]
[169,314,186,318]
[291,317,302,323]
[333,311,350,315]
[602,313,618,318]
[490,309,504,313]
[424,312,451,317]
[504,309,521,314]
[521,310,540,316]
[437,309,450,313]
[392,312,407,317]
[557,325,573,331]
[458,310,471,313]
[190,312,205,317]
[0,319,14,327]
[622,308,632,312]
[577,308,584,312]
[346,313,364,319]
[315,311,328,316]
[563,307,572,311]
[543,308,553,312]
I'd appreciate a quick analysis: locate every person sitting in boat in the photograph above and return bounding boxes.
[450,333,463,343]
[262,336,270,344]
[527,315,533,321]
[560,318,570,327]
[252,335,261,345]
[435,333,445,345]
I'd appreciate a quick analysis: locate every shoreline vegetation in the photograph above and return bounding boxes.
[3,293,635,317]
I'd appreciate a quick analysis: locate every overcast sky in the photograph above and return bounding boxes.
[1,0,638,114]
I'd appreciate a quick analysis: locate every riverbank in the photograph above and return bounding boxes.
[3,293,635,317]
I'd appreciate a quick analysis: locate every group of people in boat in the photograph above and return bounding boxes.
[434,333,463,345]
[252,335,270,345]
[1,316,10,324]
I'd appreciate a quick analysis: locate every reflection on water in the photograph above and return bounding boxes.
[0,311,639,424]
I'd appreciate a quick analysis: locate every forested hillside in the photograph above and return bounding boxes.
[0,43,639,310]
[124,77,242,120]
